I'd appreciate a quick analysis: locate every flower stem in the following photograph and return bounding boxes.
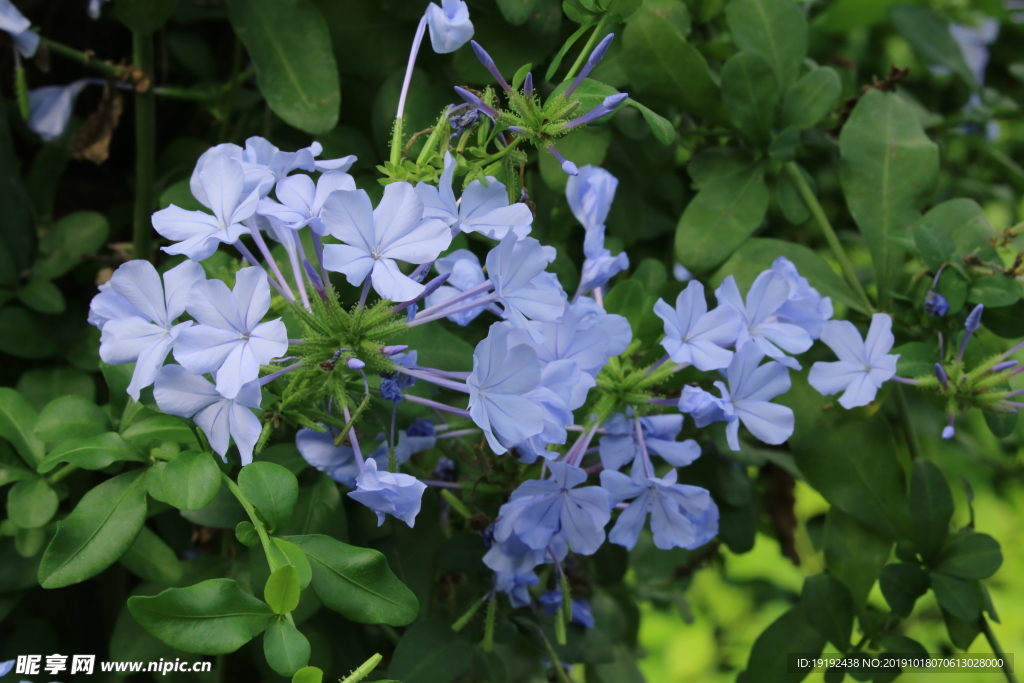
[132,32,156,262]
[340,653,383,683]
[894,385,921,460]
[221,473,274,562]
[562,14,609,83]
[980,616,1019,683]
[41,37,138,83]
[783,161,874,314]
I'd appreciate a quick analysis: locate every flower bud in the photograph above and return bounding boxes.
[347,358,366,370]
[924,290,949,317]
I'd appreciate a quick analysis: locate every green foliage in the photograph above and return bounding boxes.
[238,461,299,532]
[147,450,222,510]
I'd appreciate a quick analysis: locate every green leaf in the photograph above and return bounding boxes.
[281,472,347,538]
[913,199,998,275]
[983,410,1018,439]
[725,0,807,90]
[121,414,200,449]
[908,460,953,561]
[0,307,58,359]
[880,563,929,618]
[497,0,540,25]
[115,0,179,32]
[632,259,668,298]
[743,607,826,683]
[264,619,311,677]
[37,432,147,474]
[35,211,109,279]
[17,277,65,314]
[0,388,46,466]
[675,163,769,274]
[390,320,475,372]
[128,578,275,655]
[935,533,1003,580]
[982,300,1024,339]
[930,572,982,622]
[238,461,298,533]
[823,507,892,610]
[35,395,108,442]
[119,526,183,585]
[16,366,95,412]
[180,483,247,528]
[292,665,323,683]
[604,279,660,345]
[941,607,981,650]
[38,469,148,588]
[839,90,939,307]
[890,6,976,88]
[721,52,779,145]
[624,98,676,145]
[775,164,811,224]
[265,564,301,614]
[781,67,841,130]
[7,477,59,529]
[282,534,419,626]
[226,0,340,134]
[236,521,260,547]
[801,574,853,652]
[967,275,1021,308]
[621,2,724,124]
[538,128,611,191]
[269,538,312,589]
[0,90,34,273]
[147,450,222,510]
[388,617,474,683]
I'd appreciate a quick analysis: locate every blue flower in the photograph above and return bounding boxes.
[925,290,949,317]
[673,263,693,282]
[0,0,38,57]
[173,266,288,399]
[257,172,355,235]
[506,359,594,459]
[26,79,103,141]
[578,226,629,293]
[486,235,568,338]
[716,272,813,370]
[950,20,999,86]
[808,314,899,409]
[425,0,474,54]
[654,280,742,371]
[154,155,272,261]
[770,257,833,340]
[566,165,617,252]
[538,591,595,628]
[599,412,701,476]
[416,153,533,240]
[88,279,143,329]
[483,529,567,574]
[349,459,427,528]
[494,570,538,608]
[424,249,489,326]
[679,343,794,451]
[97,260,205,400]
[154,365,263,465]
[296,426,434,488]
[492,461,611,556]
[467,323,545,454]
[600,469,718,551]
[322,182,452,302]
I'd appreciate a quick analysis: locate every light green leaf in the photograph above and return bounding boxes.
[721,51,779,145]
[291,665,323,683]
[264,619,311,677]
[265,564,301,615]
[119,526,183,585]
[781,67,841,129]
[238,461,298,533]
[7,477,58,529]
[912,199,997,275]
[269,538,312,589]
[121,414,200,449]
[38,469,148,588]
[725,0,807,90]
[839,89,939,307]
[282,534,419,626]
[147,450,222,511]
[226,0,340,134]
[37,432,147,474]
[128,578,275,655]
[625,98,676,145]
[0,387,46,466]
[35,395,108,443]
[675,163,769,273]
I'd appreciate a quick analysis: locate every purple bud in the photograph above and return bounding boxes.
[924,290,949,317]
[421,271,452,299]
[935,363,948,387]
[564,92,629,129]
[564,33,615,98]
[966,304,984,332]
[524,72,534,97]
[381,345,410,356]
[547,145,578,176]
[993,360,1019,372]
[508,125,525,135]
[942,425,955,439]
[303,259,327,298]
[453,86,500,119]
[470,40,511,92]
[347,358,366,370]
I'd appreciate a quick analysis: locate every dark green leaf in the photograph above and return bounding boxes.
[16,367,95,412]
[909,460,953,561]
[38,469,148,588]
[119,526,183,585]
[35,395,108,443]
[781,67,841,129]
[180,483,247,528]
[967,275,1020,308]
[264,619,311,677]
[238,461,299,532]
[982,300,1024,339]
[35,211,109,279]
[236,521,261,547]
[226,0,340,134]
[880,563,929,618]
[776,164,811,225]
[675,163,768,273]
[890,6,976,88]
[0,388,46,466]
[539,128,611,191]
[280,472,347,538]
[0,307,59,359]
[17,278,65,314]
[625,99,676,145]
[0,90,34,272]
[983,410,1018,439]
[913,199,998,275]
[7,477,59,529]
[930,572,982,622]
[148,450,222,510]
[390,322,475,372]
[122,414,201,449]
[721,52,779,144]
[37,432,147,474]
[265,564,301,614]
[744,607,826,683]
[621,2,724,123]
[935,533,1003,580]
[115,0,179,32]
[801,574,853,652]
[497,0,540,25]
[725,0,807,89]
[823,507,892,610]
[839,90,938,307]
[388,617,474,683]
[282,534,419,626]
[128,578,275,655]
